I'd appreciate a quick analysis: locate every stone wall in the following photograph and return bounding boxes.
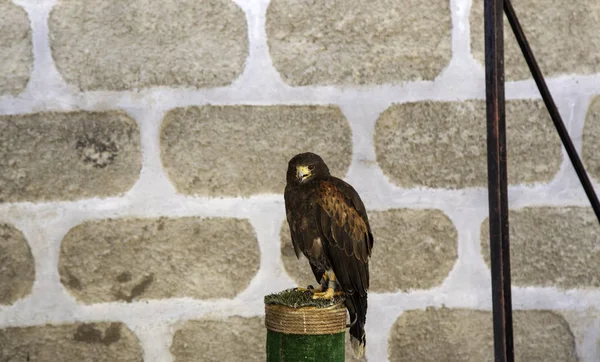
[1,0,600,361]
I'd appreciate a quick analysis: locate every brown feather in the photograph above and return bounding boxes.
[317,181,372,262]
[316,179,372,293]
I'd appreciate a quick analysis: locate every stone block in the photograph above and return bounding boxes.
[0,223,34,305]
[0,322,143,361]
[171,317,264,362]
[375,100,561,189]
[49,0,248,90]
[389,308,576,361]
[582,96,600,182]
[161,105,351,196]
[369,209,457,291]
[266,0,451,85]
[481,207,600,288]
[471,1,600,80]
[0,111,141,203]
[0,0,32,95]
[59,217,259,303]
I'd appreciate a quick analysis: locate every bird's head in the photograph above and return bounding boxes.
[286,152,331,185]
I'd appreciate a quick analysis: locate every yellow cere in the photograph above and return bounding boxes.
[296,165,311,180]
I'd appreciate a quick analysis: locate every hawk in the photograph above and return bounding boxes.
[284,152,374,358]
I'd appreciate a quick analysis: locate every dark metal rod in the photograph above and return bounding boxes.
[485,0,514,361]
[504,0,600,225]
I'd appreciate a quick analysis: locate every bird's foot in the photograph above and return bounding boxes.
[312,287,335,300]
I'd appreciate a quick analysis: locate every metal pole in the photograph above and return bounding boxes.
[484,0,514,361]
[503,0,600,225]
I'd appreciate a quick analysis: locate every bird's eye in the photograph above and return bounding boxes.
[308,165,315,170]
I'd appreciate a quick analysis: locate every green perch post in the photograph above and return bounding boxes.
[264,288,346,362]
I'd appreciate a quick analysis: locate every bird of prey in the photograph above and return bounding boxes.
[284,152,374,358]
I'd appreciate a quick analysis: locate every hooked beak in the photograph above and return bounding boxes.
[296,165,310,181]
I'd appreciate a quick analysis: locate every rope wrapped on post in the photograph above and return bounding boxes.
[264,289,347,362]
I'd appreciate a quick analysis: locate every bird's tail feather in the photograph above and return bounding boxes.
[345,292,367,359]
[350,322,366,359]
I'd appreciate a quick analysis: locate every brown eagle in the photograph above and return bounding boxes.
[284,152,374,358]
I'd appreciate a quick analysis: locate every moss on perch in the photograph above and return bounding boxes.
[264,288,345,308]
[264,288,347,362]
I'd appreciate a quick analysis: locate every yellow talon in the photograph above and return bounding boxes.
[312,287,335,300]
